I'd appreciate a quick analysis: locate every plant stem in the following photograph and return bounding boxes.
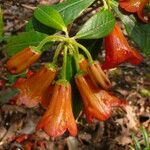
[68,44,80,72]
[102,0,108,10]
[60,45,68,80]
[52,42,64,64]
[36,35,70,50]
[69,40,93,64]
[106,0,111,10]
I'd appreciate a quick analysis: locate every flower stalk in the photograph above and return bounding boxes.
[59,45,68,81]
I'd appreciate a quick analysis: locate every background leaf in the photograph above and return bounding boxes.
[53,0,95,25]
[79,39,103,59]
[34,5,67,32]
[65,53,82,117]
[111,1,150,57]
[76,10,115,39]
[5,31,47,56]
[0,8,3,42]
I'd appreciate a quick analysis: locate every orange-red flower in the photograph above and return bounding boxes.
[79,57,88,72]
[119,0,148,22]
[102,24,143,70]
[37,81,77,137]
[79,58,111,90]
[6,47,41,74]
[87,61,111,90]
[75,74,125,122]
[12,64,56,107]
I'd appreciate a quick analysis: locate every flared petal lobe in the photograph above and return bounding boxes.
[102,24,143,70]
[37,81,77,137]
[119,0,148,22]
[87,61,111,90]
[75,74,125,122]
[6,47,41,74]
[13,65,56,107]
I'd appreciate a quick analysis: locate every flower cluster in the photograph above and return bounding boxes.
[6,23,143,137]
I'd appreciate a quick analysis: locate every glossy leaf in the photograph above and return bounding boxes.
[5,31,47,56]
[53,0,95,25]
[111,1,150,56]
[0,8,3,42]
[25,17,56,35]
[34,5,67,32]
[76,10,116,39]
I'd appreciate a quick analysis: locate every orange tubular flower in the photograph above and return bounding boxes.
[87,61,111,90]
[119,0,148,22]
[12,64,56,107]
[79,57,88,72]
[75,74,125,122]
[102,24,143,70]
[6,47,41,74]
[37,81,77,137]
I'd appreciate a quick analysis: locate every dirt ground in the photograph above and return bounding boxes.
[0,0,150,150]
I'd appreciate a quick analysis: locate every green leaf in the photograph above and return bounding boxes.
[76,10,115,39]
[79,39,103,59]
[34,5,67,32]
[65,53,82,117]
[5,31,47,56]
[53,0,95,25]
[25,17,56,35]
[0,8,4,42]
[141,126,150,148]
[72,84,82,118]
[111,1,150,57]
[131,132,141,150]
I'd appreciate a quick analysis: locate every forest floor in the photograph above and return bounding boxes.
[0,0,150,150]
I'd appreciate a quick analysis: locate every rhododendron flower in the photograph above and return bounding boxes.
[119,0,148,22]
[102,24,143,70]
[6,47,41,74]
[75,74,125,122]
[37,81,77,137]
[87,61,111,90]
[12,64,56,107]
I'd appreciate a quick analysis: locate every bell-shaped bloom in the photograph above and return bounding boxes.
[119,0,148,22]
[37,81,77,137]
[12,64,56,107]
[6,47,41,74]
[87,61,111,90]
[75,74,125,122]
[102,24,143,70]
